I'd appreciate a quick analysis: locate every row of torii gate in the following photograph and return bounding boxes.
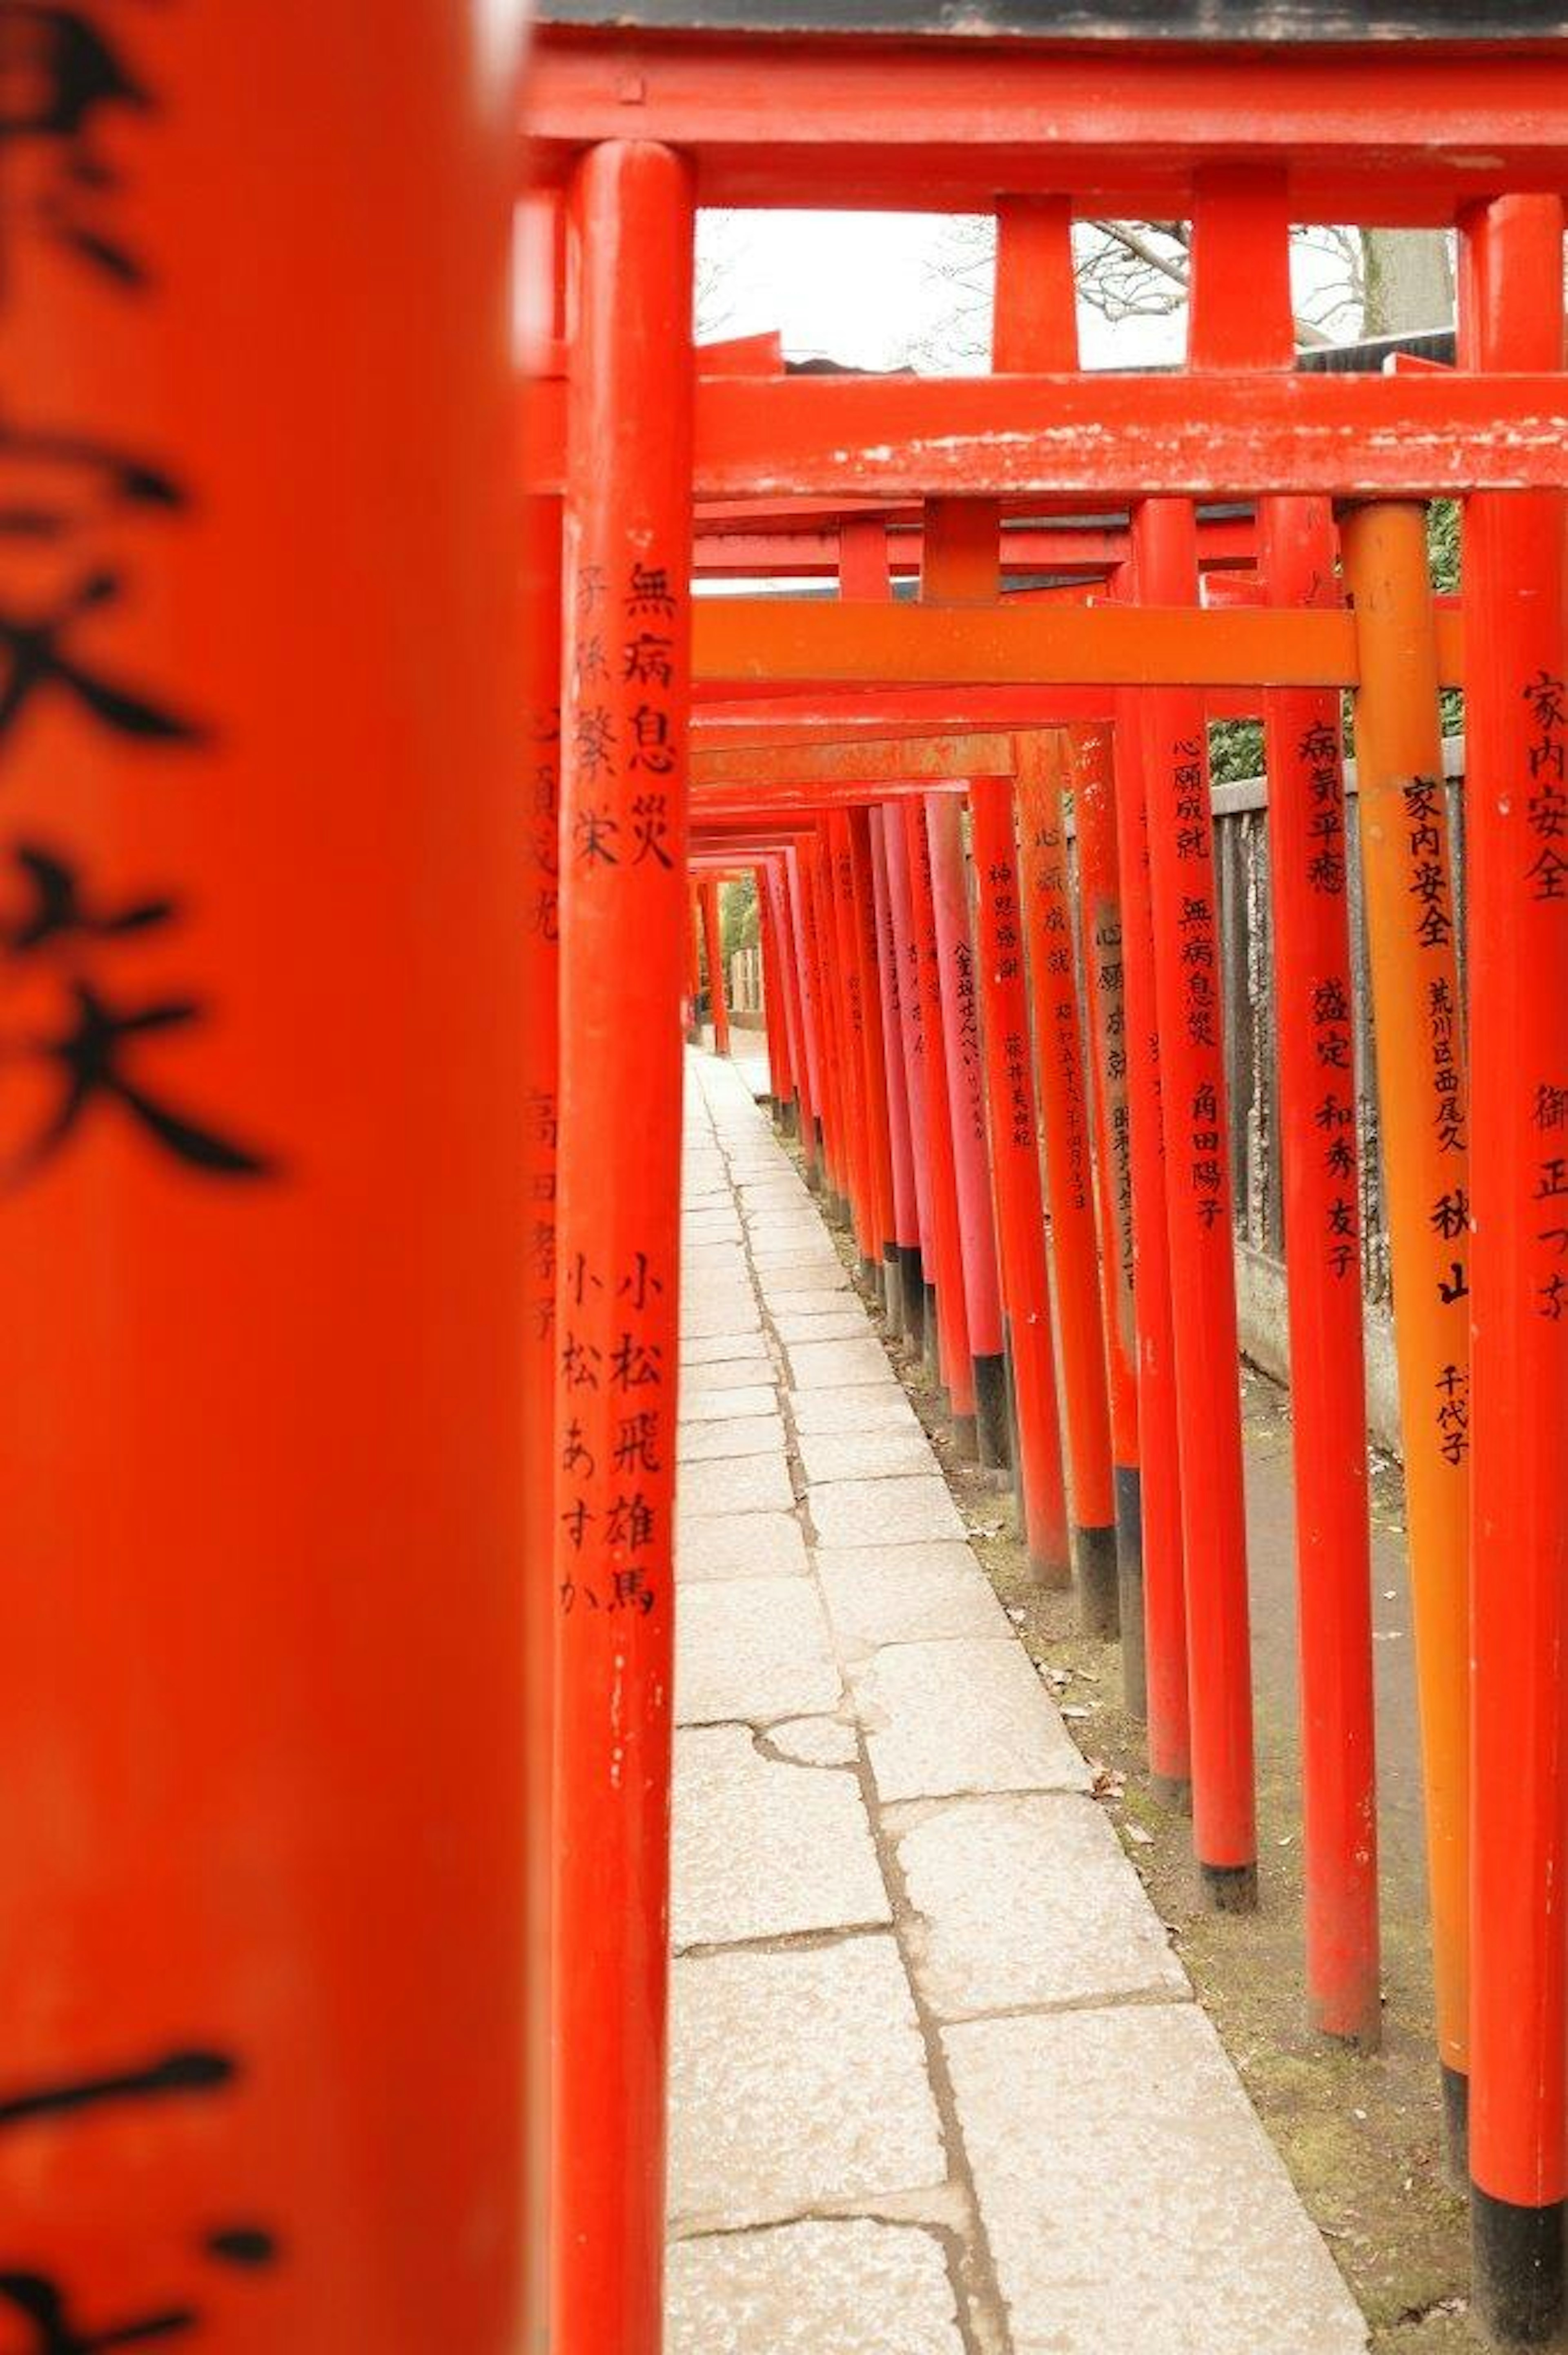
[523,16,1568,2354]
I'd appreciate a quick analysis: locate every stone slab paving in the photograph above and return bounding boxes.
[670,1050,1369,2355]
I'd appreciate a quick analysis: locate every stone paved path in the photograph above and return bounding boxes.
[668,1048,1370,2355]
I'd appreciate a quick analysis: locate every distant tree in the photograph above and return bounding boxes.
[911,218,1453,368]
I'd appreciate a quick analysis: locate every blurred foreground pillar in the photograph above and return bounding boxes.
[0,6,530,2350]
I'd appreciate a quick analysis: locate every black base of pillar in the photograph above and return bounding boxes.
[882,1243,903,1338]
[1076,1523,1120,1639]
[1472,2186,1565,2346]
[1443,2063,1471,2186]
[949,1409,978,1462]
[1199,1860,1258,1914]
[923,1285,940,1383]
[781,1095,798,1137]
[858,1252,882,1301]
[973,1351,1012,1472]
[899,1247,925,1356]
[1114,1464,1147,1719]
[1151,1773,1191,1812]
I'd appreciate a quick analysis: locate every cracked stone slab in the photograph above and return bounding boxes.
[672,1724,889,1950]
[668,1937,948,2232]
[766,1715,860,1767]
[684,1330,769,1366]
[683,1215,744,1244]
[895,1794,1189,2018]
[788,1336,896,1389]
[682,1243,750,1272]
[809,1475,967,1550]
[817,1543,1012,1652]
[680,1450,795,1518]
[790,1385,922,1436]
[771,1309,876,1345]
[680,1383,779,1424]
[760,1286,862,1321]
[798,1427,944,1486]
[678,1415,787,1464]
[677,1511,809,1586]
[682,1287,759,1320]
[666,2219,965,2355]
[756,1264,852,1297]
[677,1575,840,1722]
[943,2006,1369,2355]
[684,1355,775,1393]
[853,1639,1091,1803]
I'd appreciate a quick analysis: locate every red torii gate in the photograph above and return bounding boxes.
[528,16,1568,2352]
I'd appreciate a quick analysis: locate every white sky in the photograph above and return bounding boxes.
[694,209,1352,374]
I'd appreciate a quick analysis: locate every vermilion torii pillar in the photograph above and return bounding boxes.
[907,799,978,1448]
[1189,166,1379,2040]
[883,805,938,1370]
[0,5,530,2346]
[553,138,694,2355]
[1014,730,1118,1633]
[928,791,1011,1468]
[1134,494,1257,1911]
[1340,498,1472,2168]
[1461,190,1568,2345]
[1069,721,1148,1705]
[869,808,923,1348]
[971,771,1071,1581]
[699,874,731,1056]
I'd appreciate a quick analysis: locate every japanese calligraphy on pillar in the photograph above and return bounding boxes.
[557,546,684,1620]
[526,694,561,1349]
[1524,669,1568,1331]
[1398,772,1471,1460]
[0,13,283,2318]
[0,2049,280,2346]
[1022,811,1091,1218]
[1293,721,1362,1285]
[952,936,984,1146]
[0,5,274,1193]
[1170,728,1226,1233]
[982,852,1033,1153]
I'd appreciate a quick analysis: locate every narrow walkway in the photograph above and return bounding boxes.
[667,1049,1370,2355]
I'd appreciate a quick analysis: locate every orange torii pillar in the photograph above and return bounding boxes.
[1069,721,1148,1708]
[699,874,731,1056]
[685,885,702,1043]
[522,482,564,2348]
[885,801,942,1380]
[971,772,1071,1580]
[0,7,529,2346]
[907,799,978,1450]
[754,859,792,1127]
[805,828,853,1227]
[784,844,826,1188]
[848,807,903,1327]
[1340,500,1472,2169]
[870,808,925,1355]
[764,858,808,1142]
[1461,191,1568,2344]
[553,138,694,2355]
[1111,675,1191,1800]
[827,811,881,1291]
[1189,168,1379,2033]
[1014,731,1119,1633]
[1133,495,1256,1909]
[929,792,1011,1469]
[1260,500,1380,2046]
